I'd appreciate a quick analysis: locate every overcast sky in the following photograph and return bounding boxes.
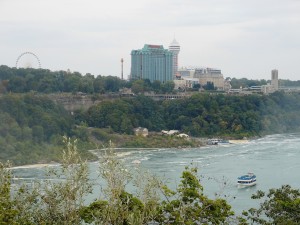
[1,0,300,80]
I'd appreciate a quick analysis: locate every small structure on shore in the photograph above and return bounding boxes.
[177,133,189,138]
[161,130,179,135]
[134,127,149,137]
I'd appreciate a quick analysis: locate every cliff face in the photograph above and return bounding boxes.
[47,93,102,112]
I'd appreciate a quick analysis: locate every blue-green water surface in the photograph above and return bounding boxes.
[12,133,300,215]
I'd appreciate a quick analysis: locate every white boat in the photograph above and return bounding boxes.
[237,172,257,187]
[207,138,230,145]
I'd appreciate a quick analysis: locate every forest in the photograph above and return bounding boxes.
[1,66,300,166]
[81,92,300,137]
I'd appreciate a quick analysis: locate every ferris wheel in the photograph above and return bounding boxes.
[16,52,41,69]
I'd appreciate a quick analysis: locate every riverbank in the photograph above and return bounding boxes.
[12,137,251,170]
[11,163,60,170]
[6,126,254,167]
[229,139,249,144]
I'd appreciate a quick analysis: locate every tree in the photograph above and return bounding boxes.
[203,81,215,90]
[156,166,234,224]
[0,137,94,224]
[161,81,175,93]
[152,80,162,93]
[193,83,201,89]
[131,80,146,94]
[31,137,92,224]
[0,162,19,224]
[80,143,162,224]
[242,185,300,225]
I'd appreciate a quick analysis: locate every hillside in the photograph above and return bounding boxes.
[2,66,300,165]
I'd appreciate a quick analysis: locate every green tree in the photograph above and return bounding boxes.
[30,137,92,224]
[0,162,19,225]
[242,185,300,225]
[157,166,234,224]
[152,80,162,93]
[203,81,215,90]
[161,81,175,94]
[131,80,146,94]
[80,143,161,224]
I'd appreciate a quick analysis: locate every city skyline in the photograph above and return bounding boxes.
[1,0,300,80]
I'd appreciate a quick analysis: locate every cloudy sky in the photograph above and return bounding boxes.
[1,0,300,80]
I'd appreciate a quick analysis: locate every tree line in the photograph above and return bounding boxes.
[0,66,175,95]
[1,66,299,94]
[2,91,300,165]
[80,91,300,138]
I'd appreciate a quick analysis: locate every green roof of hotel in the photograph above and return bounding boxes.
[131,44,173,55]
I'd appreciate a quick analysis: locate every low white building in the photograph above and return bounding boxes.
[134,127,149,137]
[161,130,179,135]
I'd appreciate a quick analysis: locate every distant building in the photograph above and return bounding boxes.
[134,127,149,137]
[271,69,279,91]
[224,78,232,91]
[229,70,280,95]
[161,130,179,135]
[178,67,195,78]
[174,77,199,89]
[176,67,229,91]
[130,44,173,83]
[194,68,225,90]
[168,39,180,79]
[177,133,189,138]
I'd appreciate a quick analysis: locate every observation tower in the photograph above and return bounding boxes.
[168,39,180,79]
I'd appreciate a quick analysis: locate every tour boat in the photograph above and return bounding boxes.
[207,138,230,145]
[237,172,257,187]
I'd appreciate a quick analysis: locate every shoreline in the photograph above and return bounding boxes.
[228,139,250,144]
[11,139,250,169]
[11,163,59,170]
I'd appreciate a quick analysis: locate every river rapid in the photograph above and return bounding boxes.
[12,133,300,215]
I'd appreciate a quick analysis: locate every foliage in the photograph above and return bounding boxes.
[230,78,268,89]
[0,66,176,95]
[0,93,96,165]
[2,139,300,224]
[242,185,300,225]
[203,81,216,90]
[80,146,236,225]
[3,65,300,165]
[120,135,201,148]
[0,162,19,224]
[80,142,162,224]
[0,137,92,224]
[30,137,92,224]
[156,166,234,224]
[83,91,300,137]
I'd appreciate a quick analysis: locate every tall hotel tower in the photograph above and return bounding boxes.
[168,39,180,79]
[130,44,173,83]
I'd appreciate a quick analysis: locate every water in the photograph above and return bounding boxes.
[11,133,300,215]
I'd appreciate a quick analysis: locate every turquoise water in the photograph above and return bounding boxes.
[12,133,300,215]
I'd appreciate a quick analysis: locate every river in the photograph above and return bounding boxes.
[11,133,300,215]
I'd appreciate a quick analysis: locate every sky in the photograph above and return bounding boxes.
[1,0,300,80]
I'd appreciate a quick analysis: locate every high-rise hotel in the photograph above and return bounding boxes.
[130,44,173,83]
